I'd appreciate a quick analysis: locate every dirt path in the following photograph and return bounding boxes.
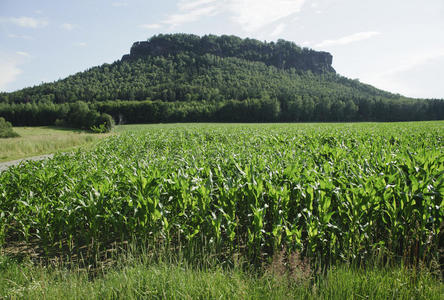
[0,154,54,172]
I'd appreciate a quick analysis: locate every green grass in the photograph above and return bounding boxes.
[0,252,442,299]
[0,126,108,162]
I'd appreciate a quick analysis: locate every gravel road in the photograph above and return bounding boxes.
[0,154,54,172]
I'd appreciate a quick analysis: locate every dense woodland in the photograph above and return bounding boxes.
[0,34,443,127]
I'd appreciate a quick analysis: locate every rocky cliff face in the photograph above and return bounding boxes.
[122,34,335,74]
[301,51,334,73]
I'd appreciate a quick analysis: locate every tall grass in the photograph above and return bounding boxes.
[0,250,442,299]
[0,126,107,162]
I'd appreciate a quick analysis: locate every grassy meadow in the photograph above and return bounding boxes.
[0,121,443,298]
[1,252,442,299]
[0,126,109,162]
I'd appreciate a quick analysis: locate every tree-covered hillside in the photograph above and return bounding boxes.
[0,34,443,126]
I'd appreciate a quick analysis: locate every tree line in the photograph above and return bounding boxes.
[1,96,442,127]
[0,101,113,132]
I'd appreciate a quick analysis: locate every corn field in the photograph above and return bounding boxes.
[0,122,443,266]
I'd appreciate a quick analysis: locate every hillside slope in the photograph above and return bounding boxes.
[0,34,443,125]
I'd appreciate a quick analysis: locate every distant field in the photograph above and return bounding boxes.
[3,122,429,162]
[114,121,443,132]
[0,126,108,162]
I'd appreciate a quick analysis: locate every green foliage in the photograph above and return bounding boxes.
[0,117,19,138]
[0,122,442,269]
[0,34,442,124]
[90,114,114,133]
[53,102,114,133]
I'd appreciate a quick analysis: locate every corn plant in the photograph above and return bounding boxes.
[0,122,442,267]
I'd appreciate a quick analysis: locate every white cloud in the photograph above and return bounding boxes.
[112,2,128,7]
[226,0,306,32]
[8,33,33,40]
[380,50,444,76]
[140,23,162,30]
[178,0,217,11]
[1,16,48,28]
[367,49,444,87]
[364,50,444,98]
[140,0,219,29]
[148,0,306,33]
[315,31,381,48]
[0,54,24,91]
[74,42,87,47]
[61,23,75,30]
[270,23,286,37]
[16,51,30,57]
[163,5,219,27]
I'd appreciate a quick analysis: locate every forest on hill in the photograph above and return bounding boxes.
[0,34,443,129]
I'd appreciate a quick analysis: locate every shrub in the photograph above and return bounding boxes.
[54,101,114,133]
[0,117,19,138]
[90,113,114,133]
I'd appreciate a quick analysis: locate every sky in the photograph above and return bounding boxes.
[1,0,443,99]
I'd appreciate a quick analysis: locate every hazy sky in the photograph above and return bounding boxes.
[1,0,443,99]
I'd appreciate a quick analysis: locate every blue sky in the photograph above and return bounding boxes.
[1,0,443,99]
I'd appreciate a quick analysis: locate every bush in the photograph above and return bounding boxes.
[54,102,114,133]
[54,118,66,127]
[90,113,114,133]
[0,117,19,138]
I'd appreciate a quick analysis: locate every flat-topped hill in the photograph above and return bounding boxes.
[0,34,443,126]
[124,34,335,73]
